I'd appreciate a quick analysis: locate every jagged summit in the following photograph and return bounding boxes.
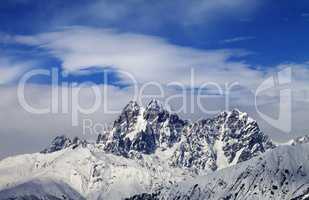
[272,134,309,147]
[216,108,254,123]
[144,100,170,123]
[122,100,140,113]
[41,100,274,172]
[146,99,162,108]
[170,107,274,171]
[145,99,164,113]
[292,134,309,146]
[102,99,186,157]
[95,100,274,172]
[41,135,87,153]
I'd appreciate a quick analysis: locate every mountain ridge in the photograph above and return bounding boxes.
[0,99,298,200]
[42,100,274,172]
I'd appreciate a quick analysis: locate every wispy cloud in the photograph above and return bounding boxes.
[6,26,265,89]
[301,13,309,17]
[221,36,256,44]
[46,0,262,29]
[2,63,309,158]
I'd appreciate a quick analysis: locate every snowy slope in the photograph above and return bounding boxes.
[0,145,195,200]
[131,143,309,200]
[0,179,85,200]
[0,100,290,200]
[0,147,95,199]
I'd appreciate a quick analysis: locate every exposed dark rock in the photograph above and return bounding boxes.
[41,135,87,154]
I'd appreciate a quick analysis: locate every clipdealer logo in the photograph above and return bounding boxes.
[255,67,292,133]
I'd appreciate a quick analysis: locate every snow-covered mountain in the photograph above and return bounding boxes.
[99,100,187,158]
[131,143,309,200]
[0,100,307,200]
[170,109,274,171]
[97,100,274,172]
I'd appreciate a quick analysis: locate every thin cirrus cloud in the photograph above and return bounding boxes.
[301,13,309,17]
[53,0,262,28]
[9,26,265,89]
[221,36,256,44]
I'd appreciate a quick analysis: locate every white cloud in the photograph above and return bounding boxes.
[0,67,20,85]
[221,36,256,44]
[1,25,309,159]
[54,0,262,28]
[0,84,131,159]
[1,67,309,159]
[0,57,30,85]
[10,26,266,89]
[179,0,260,25]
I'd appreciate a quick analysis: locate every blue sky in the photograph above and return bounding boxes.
[1,0,309,85]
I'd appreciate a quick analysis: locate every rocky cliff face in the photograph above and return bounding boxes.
[41,135,87,153]
[170,109,275,171]
[42,100,274,172]
[94,100,274,172]
[100,100,187,158]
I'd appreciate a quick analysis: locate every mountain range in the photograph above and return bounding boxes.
[0,100,308,200]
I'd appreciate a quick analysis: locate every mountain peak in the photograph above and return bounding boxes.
[41,135,87,153]
[146,99,162,108]
[99,100,273,172]
[143,99,169,122]
[41,135,72,153]
[227,108,248,118]
[102,99,185,156]
[292,135,309,146]
[122,100,140,112]
[171,108,274,171]
[113,100,141,128]
[220,108,255,125]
